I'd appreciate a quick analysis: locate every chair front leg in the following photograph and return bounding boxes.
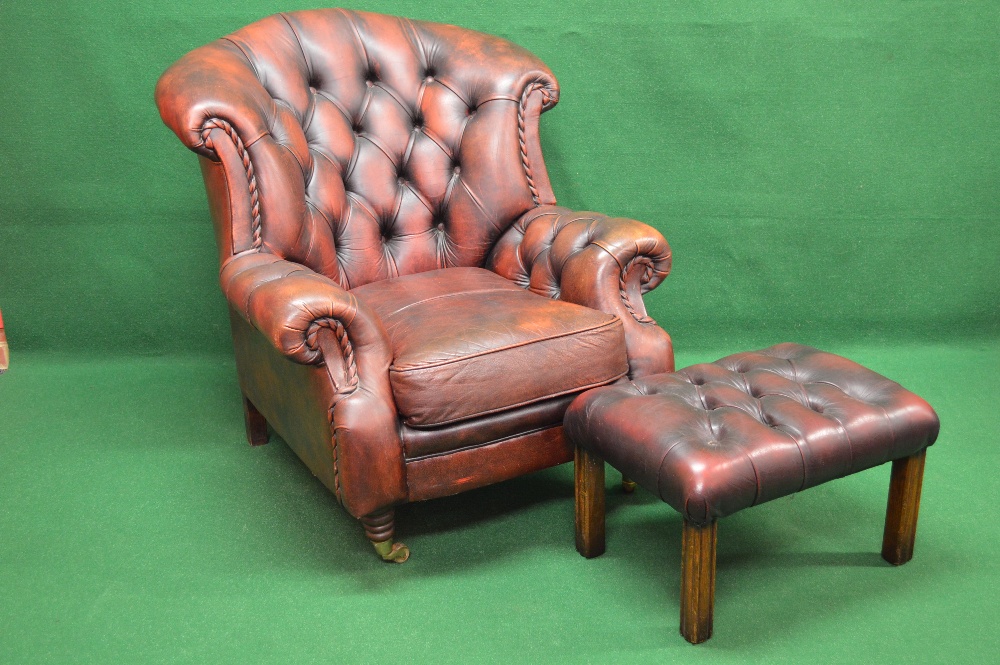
[360,508,410,563]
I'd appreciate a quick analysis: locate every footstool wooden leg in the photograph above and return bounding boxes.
[575,445,606,558]
[680,519,717,644]
[882,449,926,565]
[621,475,637,494]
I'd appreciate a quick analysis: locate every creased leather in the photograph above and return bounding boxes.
[565,343,940,525]
[156,8,675,521]
[352,267,627,428]
[220,252,406,518]
[155,8,559,288]
[489,205,674,377]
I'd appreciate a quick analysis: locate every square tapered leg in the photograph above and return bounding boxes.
[882,449,926,565]
[680,519,717,644]
[575,445,606,558]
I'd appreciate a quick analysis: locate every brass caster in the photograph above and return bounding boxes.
[373,540,410,563]
[622,477,637,494]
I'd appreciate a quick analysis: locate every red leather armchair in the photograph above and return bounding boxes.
[156,9,673,562]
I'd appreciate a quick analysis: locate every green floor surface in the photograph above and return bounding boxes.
[1,343,997,663]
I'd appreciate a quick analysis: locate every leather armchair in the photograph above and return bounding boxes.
[156,8,672,562]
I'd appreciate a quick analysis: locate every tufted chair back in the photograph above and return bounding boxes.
[157,9,560,289]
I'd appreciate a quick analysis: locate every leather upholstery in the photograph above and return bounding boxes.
[353,267,627,428]
[155,9,673,522]
[156,9,558,288]
[400,394,576,459]
[565,344,940,525]
[489,206,674,377]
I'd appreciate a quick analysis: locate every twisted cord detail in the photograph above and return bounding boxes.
[307,316,360,504]
[620,257,656,324]
[201,118,263,251]
[305,318,360,393]
[330,429,343,502]
[517,84,553,205]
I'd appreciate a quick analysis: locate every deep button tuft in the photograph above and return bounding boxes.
[436,222,446,232]
[453,165,461,176]
[424,75,434,84]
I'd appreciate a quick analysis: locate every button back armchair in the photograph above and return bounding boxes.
[156,8,673,562]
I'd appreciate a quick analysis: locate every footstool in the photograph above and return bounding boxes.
[564,343,939,644]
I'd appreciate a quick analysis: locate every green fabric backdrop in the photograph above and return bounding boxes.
[2,0,997,355]
[2,3,999,663]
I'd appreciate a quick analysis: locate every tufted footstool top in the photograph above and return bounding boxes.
[565,343,940,525]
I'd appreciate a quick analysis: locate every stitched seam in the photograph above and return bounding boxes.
[340,8,372,70]
[367,286,522,318]
[402,372,628,429]
[458,179,498,231]
[812,378,897,471]
[279,13,312,76]
[221,37,261,81]
[404,424,560,461]
[389,318,623,372]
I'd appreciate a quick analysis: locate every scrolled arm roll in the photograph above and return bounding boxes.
[488,205,674,377]
[220,253,392,393]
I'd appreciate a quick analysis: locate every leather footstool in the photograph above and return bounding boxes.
[564,343,939,644]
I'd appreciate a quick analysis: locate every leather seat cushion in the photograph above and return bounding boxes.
[352,267,628,428]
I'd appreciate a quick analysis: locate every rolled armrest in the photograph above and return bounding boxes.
[220,252,392,391]
[155,40,274,158]
[488,205,674,377]
[222,253,405,517]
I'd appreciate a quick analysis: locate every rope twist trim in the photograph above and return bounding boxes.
[306,316,361,503]
[201,118,263,251]
[620,256,657,325]
[517,84,553,205]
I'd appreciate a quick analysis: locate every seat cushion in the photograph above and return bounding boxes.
[352,267,628,428]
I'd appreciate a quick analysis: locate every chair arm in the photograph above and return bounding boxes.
[488,205,674,377]
[155,40,273,160]
[221,253,391,384]
[222,252,407,517]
